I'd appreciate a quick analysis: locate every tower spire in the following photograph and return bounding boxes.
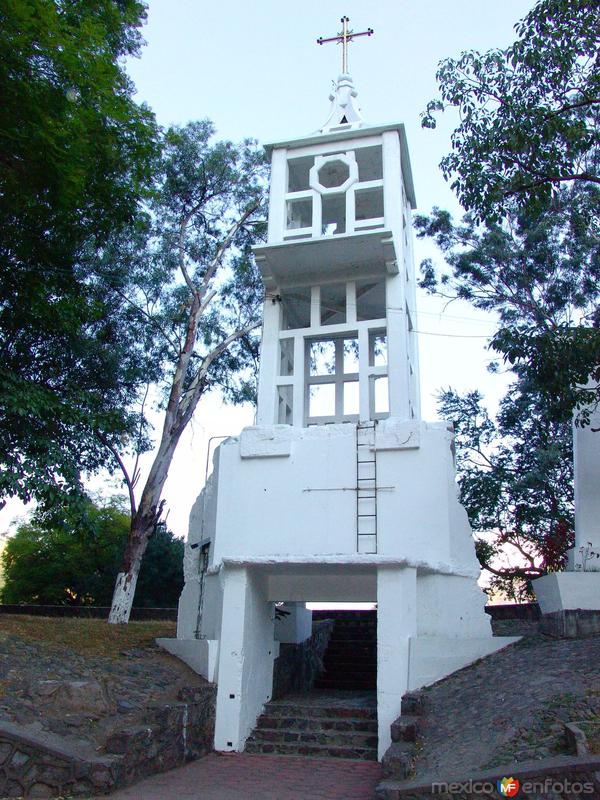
[317,16,374,74]
[316,17,374,133]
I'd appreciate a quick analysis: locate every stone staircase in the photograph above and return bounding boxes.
[380,690,424,782]
[313,610,377,691]
[245,692,378,760]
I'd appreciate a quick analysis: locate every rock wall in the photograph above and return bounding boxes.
[272,619,334,700]
[0,685,216,798]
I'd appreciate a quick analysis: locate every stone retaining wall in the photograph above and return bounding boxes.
[272,619,335,699]
[540,609,600,638]
[0,685,216,798]
[0,604,177,620]
[377,754,600,799]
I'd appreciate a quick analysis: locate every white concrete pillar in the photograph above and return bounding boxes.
[574,408,600,556]
[214,567,276,752]
[377,566,417,759]
[214,566,248,751]
[256,298,281,425]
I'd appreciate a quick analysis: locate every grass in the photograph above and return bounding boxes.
[0,614,176,658]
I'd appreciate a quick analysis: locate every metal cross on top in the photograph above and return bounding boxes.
[317,16,374,74]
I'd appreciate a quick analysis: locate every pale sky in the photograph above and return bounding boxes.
[1,0,535,540]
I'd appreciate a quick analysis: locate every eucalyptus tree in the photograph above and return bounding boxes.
[99,122,268,623]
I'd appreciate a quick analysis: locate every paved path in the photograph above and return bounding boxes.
[100,753,382,799]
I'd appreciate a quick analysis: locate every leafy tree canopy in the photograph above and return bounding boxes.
[0,0,158,506]
[0,496,183,607]
[422,0,600,217]
[415,188,600,421]
[439,386,573,600]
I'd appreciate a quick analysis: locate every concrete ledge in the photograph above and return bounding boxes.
[156,638,218,682]
[239,426,292,458]
[375,419,420,451]
[533,572,600,614]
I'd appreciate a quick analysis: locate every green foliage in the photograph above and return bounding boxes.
[439,387,574,600]
[415,192,600,420]
[416,198,592,597]
[422,0,600,217]
[0,0,158,506]
[0,497,183,607]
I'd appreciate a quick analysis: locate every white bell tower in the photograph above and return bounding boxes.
[166,19,518,764]
[254,26,419,430]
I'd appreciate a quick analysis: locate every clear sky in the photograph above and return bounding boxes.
[1,0,536,540]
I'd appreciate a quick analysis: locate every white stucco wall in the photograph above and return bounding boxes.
[212,425,358,562]
[417,574,491,637]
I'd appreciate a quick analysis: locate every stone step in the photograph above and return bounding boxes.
[257,715,378,734]
[390,715,419,743]
[324,645,377,658]
[381,741,416,779]
[327,631,377,642]
[244,739,378,761]
[249,727,378,750]
[314,678,377,690]
[262,702,377,721]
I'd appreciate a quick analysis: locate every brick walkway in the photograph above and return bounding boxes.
[100,752,382,799]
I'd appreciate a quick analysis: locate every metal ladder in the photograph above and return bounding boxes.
[356,421,377,554]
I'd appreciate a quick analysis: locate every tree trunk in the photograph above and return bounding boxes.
[108,570,139,624]
[108,427,183,624]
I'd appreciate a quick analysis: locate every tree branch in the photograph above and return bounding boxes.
[96,431,137,517]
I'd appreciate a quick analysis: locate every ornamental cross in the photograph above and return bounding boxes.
[317,16,374,74]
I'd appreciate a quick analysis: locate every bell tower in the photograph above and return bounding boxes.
[254,64,419,429]
[168,18,516,765]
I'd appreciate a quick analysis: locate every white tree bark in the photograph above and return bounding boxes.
[108,570,139,624]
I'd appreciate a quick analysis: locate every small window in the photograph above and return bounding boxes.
[286,198,312,230]
[309,383,335,418]
[355,146,383,181]
[279,338,294,376]
[373,376,389,415]
[355,187,384,221]
[277,385,293,424]
[343,337,359,374]
[321,283,346,326]
[309,340,336,376]
[322,194,346,235]
[281,288,311,330]
[343,381,360,416]
[370,332,387,367]
[356,278,386,321]
[287,156,313,192]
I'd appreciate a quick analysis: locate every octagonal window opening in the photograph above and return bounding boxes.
[317,158,350,189]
